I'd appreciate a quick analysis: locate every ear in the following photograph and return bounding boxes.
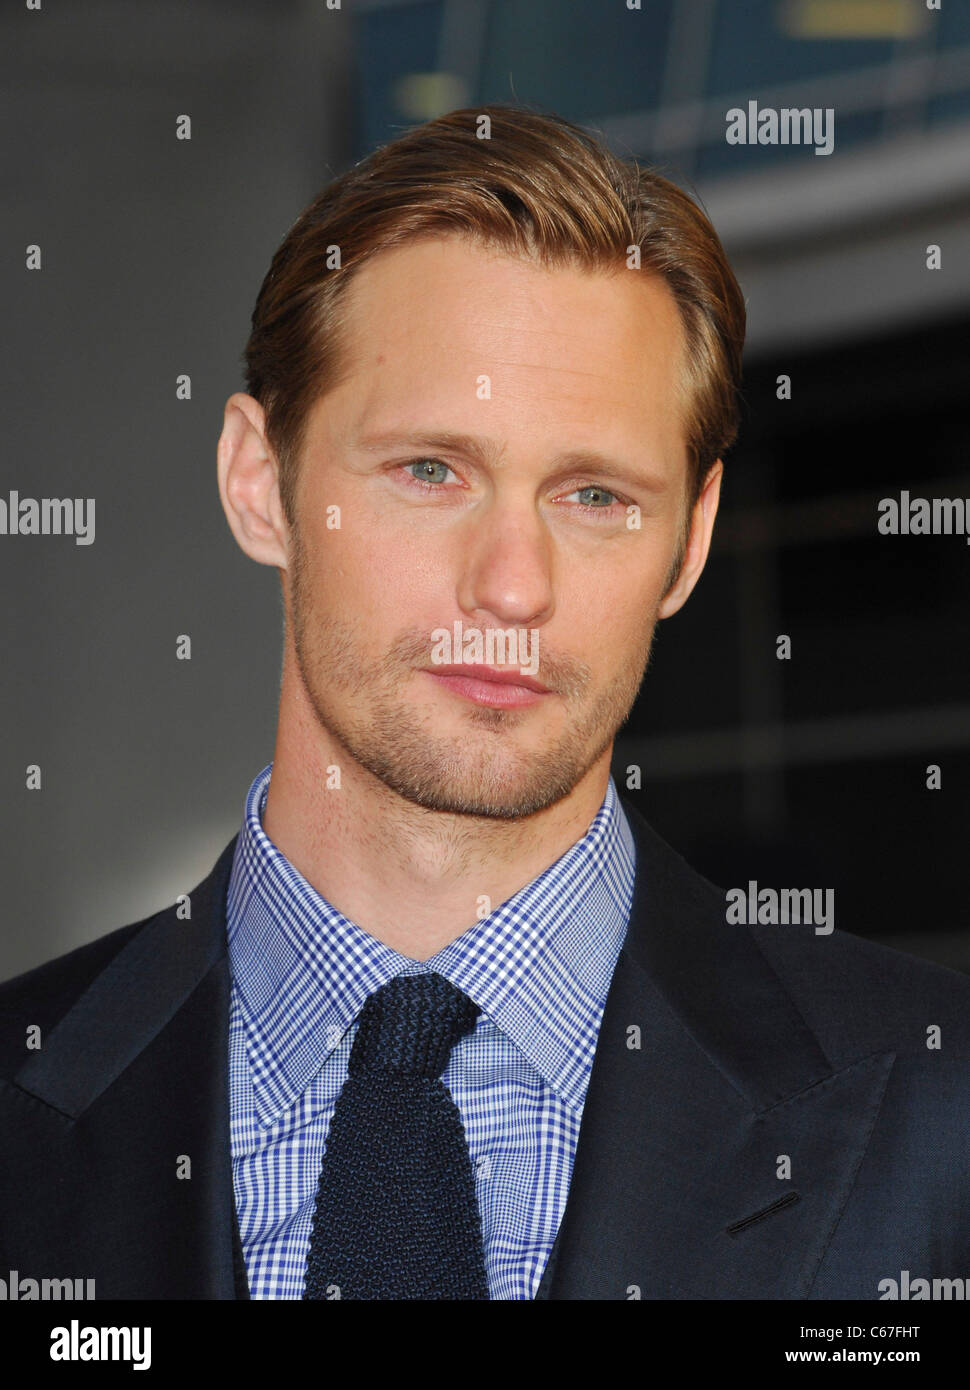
[217,392,290,569]
[657,460,723,620]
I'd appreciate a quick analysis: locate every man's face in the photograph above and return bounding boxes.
[285,233,700,819]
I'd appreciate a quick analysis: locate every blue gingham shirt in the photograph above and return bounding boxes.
[227,763,636,1300]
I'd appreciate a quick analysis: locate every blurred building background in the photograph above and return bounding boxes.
[1,0,967,979]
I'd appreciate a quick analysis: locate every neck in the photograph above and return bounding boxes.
[262,661,612,962]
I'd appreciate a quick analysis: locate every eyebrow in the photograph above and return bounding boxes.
[352,430,668,494]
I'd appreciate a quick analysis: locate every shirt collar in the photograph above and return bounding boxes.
[227,763,636,1128]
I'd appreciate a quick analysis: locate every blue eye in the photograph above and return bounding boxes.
[573,486,617,509]
[398,460,627,519]
[406,458,453,485]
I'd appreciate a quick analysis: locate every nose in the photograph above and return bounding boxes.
[455,498,555,631]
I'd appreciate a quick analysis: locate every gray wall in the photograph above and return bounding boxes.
[1,2,352,978]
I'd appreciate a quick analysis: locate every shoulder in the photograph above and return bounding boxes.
[621,793,970,1059]
[748,916,970,1061]
[0,915,152,1078]
[0,834,238,1081]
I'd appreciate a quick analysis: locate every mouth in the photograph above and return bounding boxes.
[421,664,551,709]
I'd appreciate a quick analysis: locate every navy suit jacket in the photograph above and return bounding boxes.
[2,797,970,1299]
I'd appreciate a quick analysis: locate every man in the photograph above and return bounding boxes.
[2,105,969,1302]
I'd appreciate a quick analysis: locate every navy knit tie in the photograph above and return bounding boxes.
[302,971,490,1300]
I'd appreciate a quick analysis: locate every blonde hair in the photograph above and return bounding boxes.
[243,103,746,526]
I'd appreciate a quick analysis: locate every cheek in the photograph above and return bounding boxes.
[297,529,441,638]
[568,548,667,619]
[564,578,648,662]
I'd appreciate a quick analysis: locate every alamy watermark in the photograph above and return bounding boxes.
[430,621,539,678]
[0,491,95,545]
[0,1269,95,1299]
[878,491,970,544]
[726,880,835,935]
[725,101,834,156]
[879,1270,970,1300]
[50,1320,151,1371]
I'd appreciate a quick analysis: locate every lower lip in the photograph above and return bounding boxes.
[424,671,548,708]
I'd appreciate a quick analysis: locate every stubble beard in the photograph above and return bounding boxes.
[287,524,658,820]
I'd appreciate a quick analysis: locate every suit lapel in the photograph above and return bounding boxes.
[3,835,250,1299]
[3,796,894,1301]
[537,798,895,1300]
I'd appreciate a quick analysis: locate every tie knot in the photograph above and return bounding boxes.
[348,972,480,1080]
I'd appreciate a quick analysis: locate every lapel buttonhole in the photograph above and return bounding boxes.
[726,1191,801,1237]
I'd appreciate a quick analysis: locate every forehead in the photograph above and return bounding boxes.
[313,233,688,465]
